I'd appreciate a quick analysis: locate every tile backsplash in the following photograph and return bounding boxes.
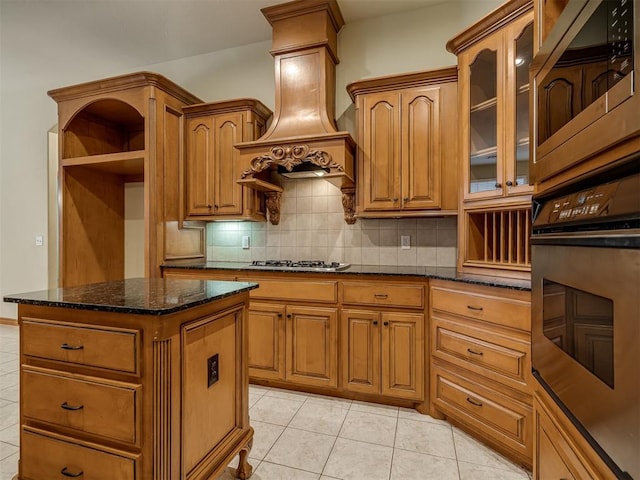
[207,178,457,267]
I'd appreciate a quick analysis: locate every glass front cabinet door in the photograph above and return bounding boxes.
[460,13,534,202]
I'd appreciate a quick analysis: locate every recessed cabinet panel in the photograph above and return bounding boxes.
[286,306,338,388]
[403,88,440,209]
[363,93,399,211]
[215,114,243,216]
[247,302,286,381]
[381,312,424,400]
[341,309,380,395]
[186,117,215,216]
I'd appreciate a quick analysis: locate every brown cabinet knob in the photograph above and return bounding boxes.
[403,197,409,202]
[506,180,513,187]
[373,320,378,326]
[383,321,389,326]
[494,183,502,189]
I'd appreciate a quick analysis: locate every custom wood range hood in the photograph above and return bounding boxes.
[235,0,356,225]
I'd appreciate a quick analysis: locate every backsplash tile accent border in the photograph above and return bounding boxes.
[207,178,457,267]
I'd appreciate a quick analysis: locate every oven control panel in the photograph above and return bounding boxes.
[533,172,640,230]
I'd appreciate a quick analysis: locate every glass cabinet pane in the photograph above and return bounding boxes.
[514,23,533,186]
[469,49,498,194]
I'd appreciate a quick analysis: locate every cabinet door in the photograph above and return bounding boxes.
[460,32,505,201]
[381,312,424,400]
[213,112,244,216]
[401,87,441,210]
[286,306,338,388]
[341,309,380,395]
[360,91,401,211]
[504,15,534,196]
[247,302,286,381]
[185,116,215,216]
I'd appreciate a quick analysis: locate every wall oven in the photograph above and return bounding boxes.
[531,161,640,479]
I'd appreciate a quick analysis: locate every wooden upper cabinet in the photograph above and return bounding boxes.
[47,72,204,286]
[454,10,534,202]
[183,99,272,221]
[347,67,459,218]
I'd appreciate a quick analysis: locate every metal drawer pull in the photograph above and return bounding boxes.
[60,343,84,350]
[61,467,84,477]
[466,397,483,407]
[374,294,388,299]
[466,305,483,312]
[467,348,484,356]
[61,401,84,411]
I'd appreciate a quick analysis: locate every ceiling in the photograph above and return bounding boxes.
[1,0,448,75]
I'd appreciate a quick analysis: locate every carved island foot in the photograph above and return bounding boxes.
[234,439,253,479]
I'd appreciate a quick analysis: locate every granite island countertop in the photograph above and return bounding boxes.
[161,260,531,291]
[3,277,258,315]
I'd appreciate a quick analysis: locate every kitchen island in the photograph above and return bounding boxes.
[4,277,257,480]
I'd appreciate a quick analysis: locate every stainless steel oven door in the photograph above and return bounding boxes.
[532,238,640,479]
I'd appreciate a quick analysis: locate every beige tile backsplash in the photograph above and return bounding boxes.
[207,178,457,267]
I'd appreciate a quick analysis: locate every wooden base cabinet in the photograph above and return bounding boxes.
[240,277,339,389]
[429,279,532,468]
[15,293,253,480]
[533,387,617,480]
[341,309,424,401]
[340,280,426,402]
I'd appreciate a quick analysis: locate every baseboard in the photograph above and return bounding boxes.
[0,317,18,326]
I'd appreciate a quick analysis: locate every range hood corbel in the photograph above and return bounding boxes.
[235,0,356,226]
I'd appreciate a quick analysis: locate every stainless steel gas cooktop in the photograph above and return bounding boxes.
[244,260,350,272]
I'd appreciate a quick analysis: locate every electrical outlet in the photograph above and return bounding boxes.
[400,235,410,249]
[207,354,219,387]
[242,235,250,249]
[35,235,44,246]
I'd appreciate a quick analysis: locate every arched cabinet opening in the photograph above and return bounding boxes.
[62,99,145,159]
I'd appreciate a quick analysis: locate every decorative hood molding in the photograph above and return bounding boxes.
[235,0,356,225]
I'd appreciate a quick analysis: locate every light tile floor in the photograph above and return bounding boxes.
[0,323,533,480]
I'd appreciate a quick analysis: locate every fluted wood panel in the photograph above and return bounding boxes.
[153,339,172,480]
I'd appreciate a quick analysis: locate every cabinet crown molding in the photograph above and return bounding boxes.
[346,66,458,101]
[446,0,532,55]
[47,71,202,106]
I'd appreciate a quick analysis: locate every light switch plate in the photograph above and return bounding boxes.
[242,235,250,249]
[400,235,410,249]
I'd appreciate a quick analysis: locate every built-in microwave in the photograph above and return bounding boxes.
[531,0,639,183]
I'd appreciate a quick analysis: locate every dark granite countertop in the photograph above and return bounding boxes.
[3,277,258,315]
[162,260,531,291]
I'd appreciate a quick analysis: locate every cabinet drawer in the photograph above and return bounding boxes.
[341,282,424,309]
[432,317,529,391]
[239,278,337,303]
[21,428,137,480]
[432,366,532,459]
[21,319,139,373]
[22,367,139,445]
[431,286,530,331]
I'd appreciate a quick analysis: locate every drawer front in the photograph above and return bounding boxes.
[431,287,530,331]
[239,278,337,303]
[21,319,139,373]
[22,367,139,444]
[21,428,137,480]
[432,366,532,459]
[432,317,530,391]
[341,282,424,309]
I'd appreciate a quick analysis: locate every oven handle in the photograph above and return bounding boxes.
[531,232,640,248]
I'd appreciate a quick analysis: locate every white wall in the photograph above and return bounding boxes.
[0,0,503,318]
